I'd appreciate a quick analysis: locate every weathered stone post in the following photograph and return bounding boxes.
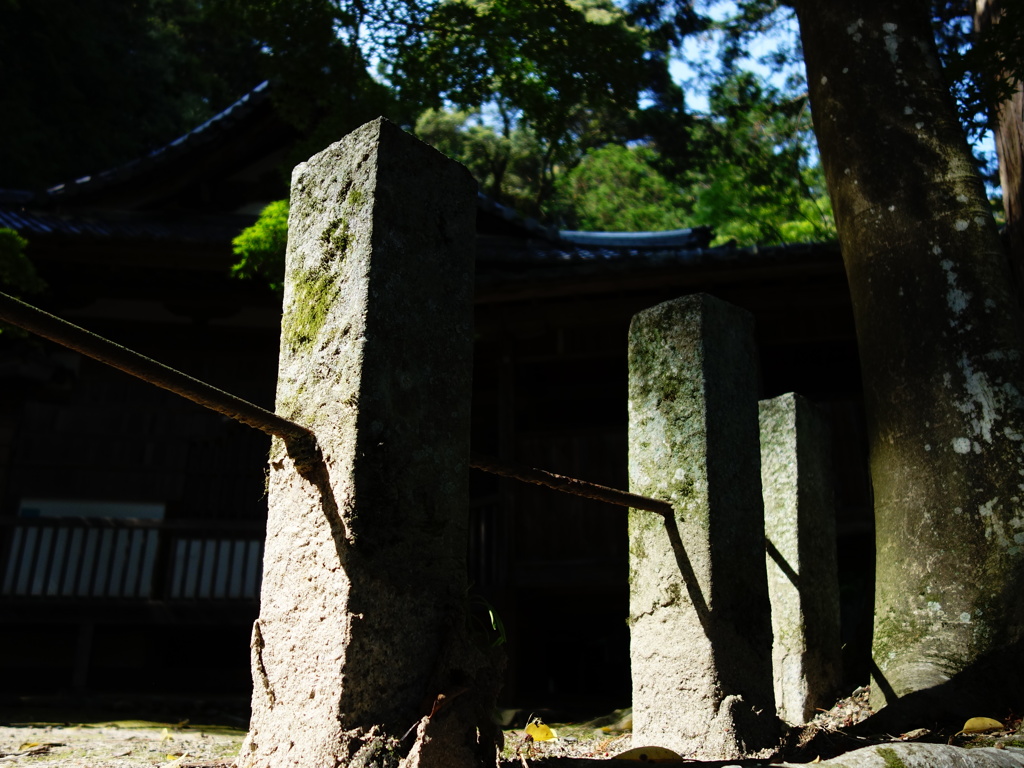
[239,119,492,768]
[628,293,780,759]
[760,393,842,725]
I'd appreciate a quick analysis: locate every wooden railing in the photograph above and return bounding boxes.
[0,517,265,601]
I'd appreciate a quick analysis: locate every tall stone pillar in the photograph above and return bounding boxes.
[239,119,490,768]
[760,392,842,724]
[628,293,779,759]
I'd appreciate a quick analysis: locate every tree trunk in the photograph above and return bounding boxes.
[976,0,1024,305]
[793,0,1024,715]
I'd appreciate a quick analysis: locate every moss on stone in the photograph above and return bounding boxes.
[281,266,339,352]
[871,613,927,670]
[319,216,351,259]
[346,187,364,209]
[876,746,909,768]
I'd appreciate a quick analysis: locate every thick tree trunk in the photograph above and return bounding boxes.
[976,0,1024,303]
[794,0,1024,715]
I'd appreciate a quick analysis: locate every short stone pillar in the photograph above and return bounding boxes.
[760,393,842,724]
[239,119,492,768]
[628,293,780,759]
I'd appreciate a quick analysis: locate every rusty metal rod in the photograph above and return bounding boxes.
[0,292,673,513]
[0,291,313,445]
[469,455,675,516]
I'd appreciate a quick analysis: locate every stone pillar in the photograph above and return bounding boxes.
[239,119,491,768]
[628,293,779,760]
[760,393,842,725]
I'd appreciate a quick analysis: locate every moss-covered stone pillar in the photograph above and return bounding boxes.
[628,293,780,759]
[760,393,841,725]
[238,119,492,768]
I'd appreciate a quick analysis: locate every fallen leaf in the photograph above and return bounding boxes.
[899,728,930,740]
[525,718,557,742]
[15,743,59,756]
[613,745,684,761]
[961,717,1004,734]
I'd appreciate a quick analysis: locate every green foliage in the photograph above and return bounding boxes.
[468,591,507,647]
[934,0,1024,139]
[684,163,834,246]
[680,72,835,245]
[552,144,691,231]
[416,63,836,246]
[390,0,672,210]
[0,228,45,296]
[0,228,46,337]
[549,67,834,244]
[221,0,414,168]
[415,109,546,213]
[231,200,289,293]
[0,0,265,188]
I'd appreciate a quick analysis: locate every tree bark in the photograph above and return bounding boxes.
[793,0,1024,714]
[976,0,1024,305]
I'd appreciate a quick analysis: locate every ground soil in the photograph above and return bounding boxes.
[1,687,1020,767]
[0,719,244,767]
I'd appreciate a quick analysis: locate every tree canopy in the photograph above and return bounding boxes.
[0,0,265,189]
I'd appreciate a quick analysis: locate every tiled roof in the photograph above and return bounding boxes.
[477,238,839,271]
[44,82,274,203]
[0,195,840,277]
[557,227,713,249]
[0,206,255,244]
[473,238,843,300]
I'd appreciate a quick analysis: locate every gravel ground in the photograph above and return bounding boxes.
[0,719,245,768]
[5,686,1019,766]
[0,689,880,767]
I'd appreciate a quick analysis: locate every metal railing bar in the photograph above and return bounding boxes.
[225,539,239,599]
[170,540,183,599]
[79,529,94,596]
[57,527,78,596]
[84,529,102,597]
[23,528,43,596]
[5,529,25,593]
[134,531,150,597]
[0,291,315,448]
[0,292,676,520]
[103,529,121,598]
[131,530,147,597]
[469,456,675,517]
[39,528,60,596]
[70,528,89,597]
[120,529,136,597]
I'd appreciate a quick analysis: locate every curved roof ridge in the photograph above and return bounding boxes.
[557,227,714,249]
[46,81,272,201]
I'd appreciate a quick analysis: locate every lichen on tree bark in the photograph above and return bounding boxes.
[794,0,1024,717]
